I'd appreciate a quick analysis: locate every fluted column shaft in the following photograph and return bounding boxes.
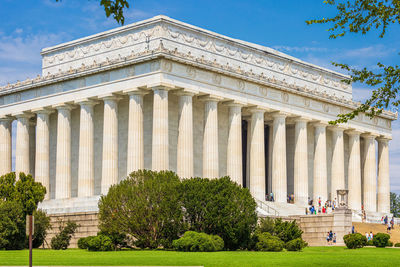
[331,128,345,201]
[363,135,377,212]
[203,99,219,178]
[101,97,119,195]
[152,89,169,171]
[78,101,96,197]
[313,123,327,204]
[55,105,72,199]
[377,138,390,213]
[294,119,308,206]
[0,118,12,175]
[348,131,362,210]
[272,114,287,203]
[227,104,242,185]
[177,93,194,178]
[249,109,265,200]
[15,114,32,175]
[127,91,146,174]
[34,110,52,200]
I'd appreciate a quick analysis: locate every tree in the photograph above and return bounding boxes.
[0,201,25,250]
[55,0,130,25]
[32,209,51,248]
[180,176,258,250]
[98,170,184,249]
[390,192,400,217]
[306,0,400,124]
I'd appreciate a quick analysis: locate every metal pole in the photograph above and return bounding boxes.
[29,215,32,267]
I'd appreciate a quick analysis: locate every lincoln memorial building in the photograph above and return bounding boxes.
[0,16,395,219]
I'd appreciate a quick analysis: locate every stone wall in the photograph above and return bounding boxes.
[45,212,99,249]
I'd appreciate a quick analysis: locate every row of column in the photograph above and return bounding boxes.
[0,88,391,213]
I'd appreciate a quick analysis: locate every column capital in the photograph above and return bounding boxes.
[0,115,14,122]
[377,136,391,142]
[312,121,330,128]
[175,88,199,97]
[52,103,75,111]
[31,107,54,115]
[345,129,363,136]
[328,125,347,132]
[98,93,123,102]
[75,98,100,107]
[293,116,312,123]
[248,107,267,114]
[146,82,177,91]
[270,111,289,119]
[13,112,34,119]
[197,94,224,102]
[223,100,247,108]
[123,88,150,96]
[361,132,379,139]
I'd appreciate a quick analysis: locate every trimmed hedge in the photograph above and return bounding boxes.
[394,243,400,247]
[343,233,367,249]
[373,233,391,247]
[172,231,224,252]
[285,238,308,251]
[87,234,113,251]
[255,232,284,252]
[77,236,95,250]
[366,240,374,246]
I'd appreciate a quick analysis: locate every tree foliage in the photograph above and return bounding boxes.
[98,170,184,249]
[180,176,258,250]
[55,0,130,25]
[50,220,79,250]
[390,192,400,217]
[0,201,25,250]
[32,209,51,248]
[307,0,400,124]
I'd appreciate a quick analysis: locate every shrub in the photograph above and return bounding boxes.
[373,233,391,247]
[343,233,367,249]
[366,240,374,246]
[258,217,275,234]
[180,177,257,250]
[387,241,393,247]
[394,243,400,247]
[98,230,128,250]
[31,209,51,248]
[87,234,113,251]
[50,220,79,250]
[0,200,25,250]
[271,219,303,243]
[172,231,224,252]
[99,170,184,249]
[255,232,284,252]
[285,238,308,251]
[78,236,95,250]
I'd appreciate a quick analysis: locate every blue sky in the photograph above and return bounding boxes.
[1,0,399,193]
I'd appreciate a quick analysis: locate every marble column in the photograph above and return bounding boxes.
[272,113,287,203]
[362,134,377,212]
[203,98,219,178]
[15,113,32,175]
[0,117,12,175]
[294,118,308,206]
[33,109,52,200]
[126,90,147,174]
[313,123,327,204]
[152,88,169,171]
[101,96,120,195]
[377,137,390,213]
[347,131,362,210]
[77,100,97,197]
[55,104,73,199]
[177,92,194,179]
[331,127,345,201]
[227,104,243,185]
[249,109,265,200]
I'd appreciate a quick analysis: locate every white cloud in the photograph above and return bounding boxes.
[273,45,328,53]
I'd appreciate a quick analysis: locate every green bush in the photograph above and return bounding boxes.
[87,234,113,251]
[77,236,95,250]
[31,209,51,248]
[373,233,391,247]
[172,231,224,252]
[98,230,128,250]
[50,220,79,250]
[0,201,25,250]
[343,233,367,249]
[180,177,257,250]
[99,170,184,249]
[387,241,393,247]
[285,238,308,251]
[255,232,284,252]
[366,240,374,246]
[394,243,400,247]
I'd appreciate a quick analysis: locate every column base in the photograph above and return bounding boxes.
[38,196,100,215]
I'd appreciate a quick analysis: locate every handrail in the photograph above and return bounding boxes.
[255,199,280,217]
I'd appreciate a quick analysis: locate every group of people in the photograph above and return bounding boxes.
[382,215,395,233]
[306,197,337,215]
[365,231,374,241]
[326,230,337,245]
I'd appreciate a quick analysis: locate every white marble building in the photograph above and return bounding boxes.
[0,16,395,218]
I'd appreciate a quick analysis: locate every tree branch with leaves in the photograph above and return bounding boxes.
[306,0,400,124]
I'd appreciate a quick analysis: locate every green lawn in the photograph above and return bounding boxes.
[1,247,399,267]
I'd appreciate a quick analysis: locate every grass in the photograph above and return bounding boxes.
[1,247,400,267]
